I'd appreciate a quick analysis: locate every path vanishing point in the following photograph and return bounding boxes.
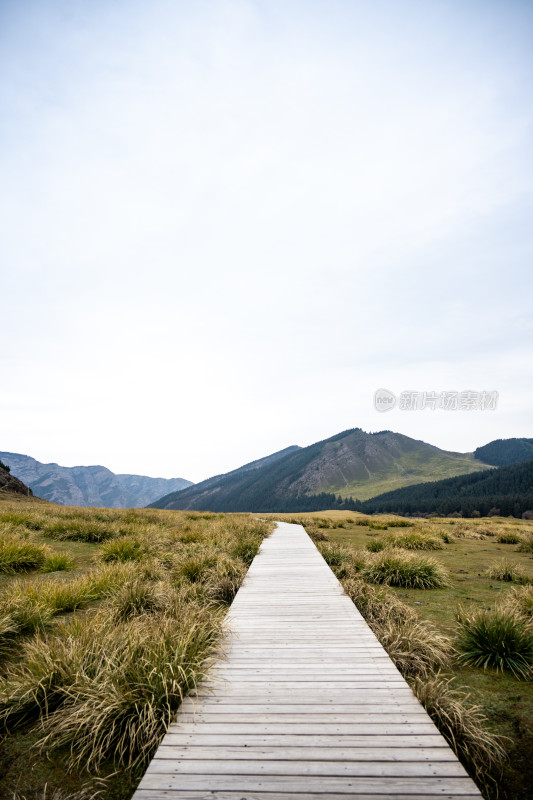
[133,521,483,799]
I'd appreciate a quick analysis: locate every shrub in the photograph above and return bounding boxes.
[412,674,507,792]
[0,534,48,574]
[41,553,75,573]
[456,608,533,678]
[363,549,449,589]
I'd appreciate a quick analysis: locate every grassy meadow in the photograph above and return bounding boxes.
[0,495,274,800]
[2,497,533,800]
[273,510,533,800]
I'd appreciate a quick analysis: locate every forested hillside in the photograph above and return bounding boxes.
[360,460,533,517]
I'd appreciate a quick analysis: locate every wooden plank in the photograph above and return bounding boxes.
[135,793,481,800]
[138,774,480,794]
[147,760,469,777]
[161,734,451,747]
[153,746,457,762]
[165,723,440,735]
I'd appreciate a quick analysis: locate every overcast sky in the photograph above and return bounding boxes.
[1,0,531,482]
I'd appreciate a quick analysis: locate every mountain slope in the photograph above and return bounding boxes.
[0,452,192,508]
[360,460,533,518]
[151,429,491,512]
[474,438,533,467]
[0,460,34,498]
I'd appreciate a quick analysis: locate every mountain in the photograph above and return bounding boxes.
[0,452,193,508]
[474,438,533,467]
[0,459,34,498]
[360,460,533,518]
[150,429,490,512]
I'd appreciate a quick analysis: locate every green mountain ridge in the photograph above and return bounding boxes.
[361,459,533,518]
[150,428,492,512]
[474,437,533,467]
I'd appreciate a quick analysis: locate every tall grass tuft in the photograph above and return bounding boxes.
[41,553,75,572]
[499,585,533,620]
[412,673,507,793]
[318,544,356,579]
[486,560,532,584]
[342,578,416,627]
[230,537,261,566]
[377,619,453,678]
[517,538,533,553]
[497,532,522,544]
[0,533,49,573]
[365,538,386,553]
[456,608,533,678]
[384,532,445,551]
[100,537,146,563]
[363,549,449,589]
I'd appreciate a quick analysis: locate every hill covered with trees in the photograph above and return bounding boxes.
[150,429,490,512]
[474,437,533,467]
[360,460,533,518]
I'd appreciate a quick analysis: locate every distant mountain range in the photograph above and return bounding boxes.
[0,452,193,508]
[150,428,493,512]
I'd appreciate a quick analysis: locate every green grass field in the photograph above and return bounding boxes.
[0,496,274,800]
[2,497,533,800]
[273,511,533,800]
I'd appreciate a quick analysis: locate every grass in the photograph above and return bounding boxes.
[298,510,533,800]
[41,553,75,573]
[456,608,533,679]
[0,533,49,574]
[0,498,273,799]
[499,585,533,620]
[486,559,533,584]
[99,537,147,563]
[384,531,445,550]
[362,548,450,588]
[497,532,522,544]
[411,673,507,793]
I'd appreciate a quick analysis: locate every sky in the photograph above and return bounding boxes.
[1,0,532,483]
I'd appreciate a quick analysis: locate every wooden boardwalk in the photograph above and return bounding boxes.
[133,522,482,799]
